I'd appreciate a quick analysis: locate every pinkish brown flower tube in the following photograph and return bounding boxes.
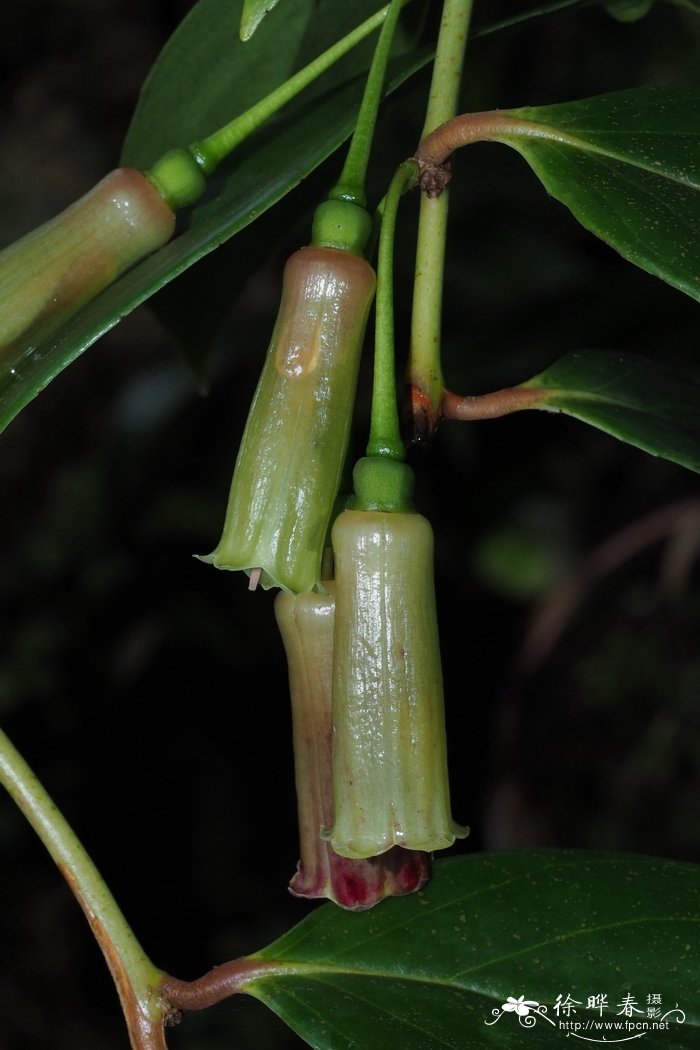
[0,168,176,357]
[274,583,430,909]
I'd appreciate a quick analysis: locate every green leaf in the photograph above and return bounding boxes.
[240,851,699,1049]
[240,0,283,40]
[495,88,700,301]
[522,351,700,472]
[0,0,619,434]
[605,0,654,21]
[121,0,398,171]
[0,0,428,434]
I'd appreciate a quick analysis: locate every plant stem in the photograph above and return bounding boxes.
[0,727,168,1050]
[159,0,602,186]
[333,0,409,206]
[367,160,418,461]
[408,0,474,442]
[190,1,403,176]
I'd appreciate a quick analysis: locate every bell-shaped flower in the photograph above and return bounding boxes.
[275,585,430,910]
[329,509,468,859]
[202,246,375,594]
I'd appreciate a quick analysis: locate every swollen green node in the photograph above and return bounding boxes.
[352,456,415,513]
[145,148,207,211]
[311,200,373,257]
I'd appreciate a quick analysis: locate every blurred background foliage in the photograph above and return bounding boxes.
[1,1,699,1047]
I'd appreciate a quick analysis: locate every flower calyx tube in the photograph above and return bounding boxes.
[0,168,175,356]
[329,459,468,859]
[275,586,430,910]
[202,232,376,594]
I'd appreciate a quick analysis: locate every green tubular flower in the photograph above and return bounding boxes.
[0,168,175,354]
[330,508,468,859]
[203,246,376,594]
[275,586,430,910]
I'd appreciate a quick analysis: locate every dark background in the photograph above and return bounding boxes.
[1,1,699,1047]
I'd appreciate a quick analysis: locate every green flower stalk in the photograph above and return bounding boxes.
[0,168,175,355]
[330,504,468,859]
[275,585,430,909]
[203,244,376,593]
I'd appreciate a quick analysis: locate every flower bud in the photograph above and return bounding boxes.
[0,168,175,355]
[330,509,467,859]
[275,586,430,910]
[203,246,376,594]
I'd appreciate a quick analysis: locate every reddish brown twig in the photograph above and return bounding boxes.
[58,863,169,1050]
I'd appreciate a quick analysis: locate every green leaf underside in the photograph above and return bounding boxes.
[523,351,700,472]
[495,88,700,301]
[242,851,699,1050]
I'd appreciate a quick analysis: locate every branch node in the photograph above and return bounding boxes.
[416,159,452,198]
[402,383,440,446]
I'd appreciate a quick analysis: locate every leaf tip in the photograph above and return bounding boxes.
[239,0,281,41]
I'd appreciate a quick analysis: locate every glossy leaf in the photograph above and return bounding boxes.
[240,0,283,40]
[0,0,428,434]
[496,88,700,301]
[0,0,625,434]
[522,351,700,472]
[121,0,402,171]
[241,851,700,1049]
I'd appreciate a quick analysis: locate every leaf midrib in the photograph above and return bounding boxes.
[538,384,697,425]
[267,854,691,959]
[495,118,700,191]
[248,914,700,995]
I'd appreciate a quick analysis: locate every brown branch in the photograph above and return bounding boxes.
[517,499,700,676]
[59,863,169,1050]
